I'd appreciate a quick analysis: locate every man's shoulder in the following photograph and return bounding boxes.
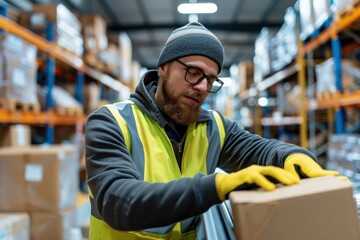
[198,108,224,122]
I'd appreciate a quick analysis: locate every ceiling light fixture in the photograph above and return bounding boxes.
[188,14,198,22]
[177,3,218,14]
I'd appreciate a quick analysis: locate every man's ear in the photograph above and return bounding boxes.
[158,64,166,74]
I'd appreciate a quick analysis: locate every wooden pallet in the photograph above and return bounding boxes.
[84,53,106,72]
[316,91,341,101]
[55,106,83,117]
[0,98,40,112]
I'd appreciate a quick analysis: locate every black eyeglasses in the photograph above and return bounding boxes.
[175,59,223,93]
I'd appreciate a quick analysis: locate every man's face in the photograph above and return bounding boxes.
[155,55,219,125]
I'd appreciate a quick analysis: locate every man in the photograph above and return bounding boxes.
[85,22,339,239]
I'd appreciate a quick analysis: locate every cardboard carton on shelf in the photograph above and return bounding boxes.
[83,82,101,115]
[18,4,84,57]
[229,176,360,240]
[0,124,31,147]
[31,192,90,240]
[0,145,79,212]
[0,33,39,106]
[107,32,133,83]
[238,61,254,94]
[29,3,81,33]
[81,15,108,54]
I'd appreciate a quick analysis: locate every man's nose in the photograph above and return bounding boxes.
[193,77,208,92]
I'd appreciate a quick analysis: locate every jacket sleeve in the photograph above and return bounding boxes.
[85,107,221,231]
[217,112,316,173]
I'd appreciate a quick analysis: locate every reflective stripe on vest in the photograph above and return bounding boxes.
[89,101,225,239]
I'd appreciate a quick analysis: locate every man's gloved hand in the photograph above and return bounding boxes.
[284,154,339,179]
[215,165,300,201]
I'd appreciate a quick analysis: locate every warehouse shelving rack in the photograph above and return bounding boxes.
[241,4,360,151]
[0,4,129,143]
[239,61,303,144]
[300,5,360,124]
[299,3,360,153]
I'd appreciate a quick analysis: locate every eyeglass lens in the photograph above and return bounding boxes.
[185,67,221,93]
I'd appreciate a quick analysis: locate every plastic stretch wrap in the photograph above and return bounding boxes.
[315,58,337,97]
[313,0,331,29]
[254,27,274,78]
[0,33,38,104]
[0,213,30,240]
[298,0,315,40]
[332,0,355,14]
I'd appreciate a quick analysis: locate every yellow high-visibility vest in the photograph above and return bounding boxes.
[89,100,225,239]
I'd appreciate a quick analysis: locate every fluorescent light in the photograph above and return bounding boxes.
[189,14,198,22]
[178,3,217,14]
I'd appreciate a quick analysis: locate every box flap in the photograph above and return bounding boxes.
[229,176,352,204]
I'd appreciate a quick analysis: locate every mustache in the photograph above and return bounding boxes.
[185,92,204,103]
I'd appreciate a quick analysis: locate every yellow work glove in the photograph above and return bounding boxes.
[215,165,300,201]
[284,154,339,179]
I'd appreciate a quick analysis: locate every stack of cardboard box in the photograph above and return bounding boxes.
[0,33,38,107]
[19,4,83,57]
[0,124,90,239]
[81,14,108,72]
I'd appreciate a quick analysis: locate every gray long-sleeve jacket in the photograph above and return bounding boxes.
[85,70,316,231]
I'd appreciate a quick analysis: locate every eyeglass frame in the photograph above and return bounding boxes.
[175,59,224,93]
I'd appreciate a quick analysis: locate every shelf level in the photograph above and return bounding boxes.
[48,110,86,125]
[0,109,86,126]
[300,5,360,56]
[0,16,84,70]
[257,63,299,92]
[239,64,299,101]
[0,15,128,93]
[85,67,126,93]
[307,90,360,110]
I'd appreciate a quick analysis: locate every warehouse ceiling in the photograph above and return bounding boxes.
[5,0,297,76]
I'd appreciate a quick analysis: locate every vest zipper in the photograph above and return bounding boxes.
[171,133,187,170]
[178,142,182,153]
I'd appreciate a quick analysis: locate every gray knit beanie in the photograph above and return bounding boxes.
[157,22,224,73]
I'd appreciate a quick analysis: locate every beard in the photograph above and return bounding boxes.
[157,71,202,125]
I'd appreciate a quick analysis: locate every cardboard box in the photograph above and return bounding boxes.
[81,15,108,54]
[0,33,38,104]
[31,205,77,240]
[238,61,254,93]
[0,124,31,147]
[31,193,90,240]
[0,145,78,212]
[19,4,84,56]
[229,176,360,240]
[31,4,81,32]
[0,213,30,240]
[83,82,101,114]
